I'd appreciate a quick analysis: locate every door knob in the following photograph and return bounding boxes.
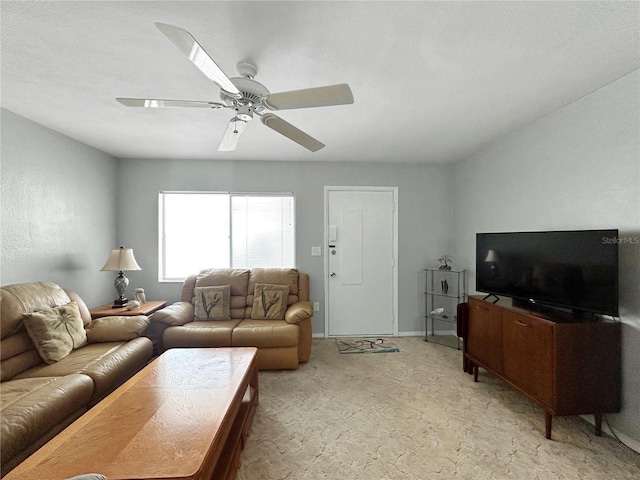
[330,272,336,277]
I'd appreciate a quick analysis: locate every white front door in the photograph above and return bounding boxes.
[325,187,397,337]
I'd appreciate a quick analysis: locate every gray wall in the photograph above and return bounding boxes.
[3,68,638,449]
[116,159,454,335]
[452,71,640,450]
[0,108,118,307]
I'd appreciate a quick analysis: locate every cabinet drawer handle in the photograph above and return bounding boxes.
[516,321,531,327]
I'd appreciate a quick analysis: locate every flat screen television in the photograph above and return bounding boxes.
[476,229,619,317]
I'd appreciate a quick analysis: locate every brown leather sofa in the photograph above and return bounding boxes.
[0,282,153,476]
[154,268,313,370]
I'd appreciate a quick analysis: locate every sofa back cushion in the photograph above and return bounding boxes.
[1,282,74,381]
[245,268,300,318]
[180,268,310,321]
[183,269,250,320]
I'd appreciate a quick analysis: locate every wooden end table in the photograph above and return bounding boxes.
[89,300,167,319]
[4,347,259,480]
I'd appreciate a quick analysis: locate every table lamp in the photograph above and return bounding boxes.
[101,246,141,307]
[484,249,499,278]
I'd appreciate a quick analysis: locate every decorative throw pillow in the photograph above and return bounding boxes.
[194,285,231,320]
[86,315,150,343]
[251,284,289,320]
[23,301,88,364]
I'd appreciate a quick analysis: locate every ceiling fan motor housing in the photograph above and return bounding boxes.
[221,76,270,114]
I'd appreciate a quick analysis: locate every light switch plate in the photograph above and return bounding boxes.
[311,246,322,256]
[313,302,320,311]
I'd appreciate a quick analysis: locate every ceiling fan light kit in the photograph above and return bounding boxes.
[116,23,354,152]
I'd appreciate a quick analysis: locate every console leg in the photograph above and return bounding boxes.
[545,413,552,439]
[463,355,468,372]
[594,413,602,436]
[473,364,478,382]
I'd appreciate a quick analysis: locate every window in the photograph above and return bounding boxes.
[159,192,295,281]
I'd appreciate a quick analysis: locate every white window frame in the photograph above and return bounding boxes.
[158,191,296,282]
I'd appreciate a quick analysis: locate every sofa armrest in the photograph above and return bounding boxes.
[152,302,194,326]
[85,315,149,343]
[285,301,313,325]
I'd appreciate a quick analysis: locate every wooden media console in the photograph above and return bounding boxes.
[463,296,621,439]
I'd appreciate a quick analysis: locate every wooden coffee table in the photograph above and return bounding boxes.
[5,348,259,480]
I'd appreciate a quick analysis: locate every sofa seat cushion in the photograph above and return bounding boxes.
[163,320,242,349]
[0,374,94,466]
[232,319,299,348]
[13,338,152,404]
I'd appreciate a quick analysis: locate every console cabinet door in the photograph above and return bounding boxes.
[502,311,553,405]
[467,299,503,373]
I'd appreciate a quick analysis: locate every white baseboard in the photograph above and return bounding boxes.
[426,330,457,336]
[583,415,640,454]
[614,430,640,453]
[313,331,452,338]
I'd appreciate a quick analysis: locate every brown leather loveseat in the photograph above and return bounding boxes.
[154,268,313,370]
[0,281,153,476]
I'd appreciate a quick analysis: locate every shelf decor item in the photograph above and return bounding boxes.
[101,246,142,308]
[134,288,146,305]
[126,300,141,310]
[438,255,452,270]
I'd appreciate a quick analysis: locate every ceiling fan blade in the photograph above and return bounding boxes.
[154,22,241,98]
[218,117,248,151]
[260,114,325,152]
[263,84,354,110]
[116,98,225,108]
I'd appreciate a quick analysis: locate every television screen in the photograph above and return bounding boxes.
[476,229,618,316]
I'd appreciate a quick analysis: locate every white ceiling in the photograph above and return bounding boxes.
[2,1,638,163]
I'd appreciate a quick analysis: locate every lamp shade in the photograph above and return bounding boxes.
[484,249,499,263]
[101,247,141,271]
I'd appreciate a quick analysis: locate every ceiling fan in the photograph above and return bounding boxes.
[117,23,354,152]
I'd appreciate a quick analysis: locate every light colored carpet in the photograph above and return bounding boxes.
[238,337,640,479]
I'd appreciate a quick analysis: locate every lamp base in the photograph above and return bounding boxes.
[112,297,128,308]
